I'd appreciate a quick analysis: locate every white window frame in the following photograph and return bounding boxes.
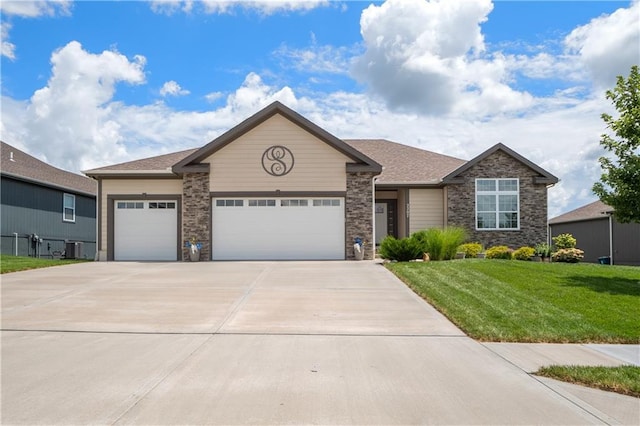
[63,193,76,223]
[475,178,520,230]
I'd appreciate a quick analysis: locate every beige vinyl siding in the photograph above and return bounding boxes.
[99,178,182,255]
[409,188,444,233]
[204,114,351,192]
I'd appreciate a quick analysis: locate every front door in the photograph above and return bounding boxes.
[375,202,388,244]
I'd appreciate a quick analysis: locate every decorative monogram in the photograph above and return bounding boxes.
[261,145,294,176]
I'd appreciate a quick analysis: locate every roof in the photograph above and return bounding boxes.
[84,148,197,177]
[344,139,465,185]
[442,143,559,185]
[172,101,382,174]
[549,200,613,225]
[1,141,97,196]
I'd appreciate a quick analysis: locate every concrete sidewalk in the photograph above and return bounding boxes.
[2,261,638,425]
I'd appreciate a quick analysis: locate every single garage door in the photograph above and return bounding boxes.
[114,200,178,261]
[212,197,344,260]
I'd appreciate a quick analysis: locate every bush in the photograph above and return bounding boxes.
[534,242,551,258]
[553,233,577,249]
[552,248,584,263]
[513,246,535,261]
[458,242,483,258]
[412,227,467,261]
[485,245,513,260]
[378,236,423,262]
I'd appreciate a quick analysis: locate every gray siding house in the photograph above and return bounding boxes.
[1,141,97,259]
[549,200,640,266]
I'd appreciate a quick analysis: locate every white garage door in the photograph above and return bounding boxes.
[114,200,178,261]
[212,198,344,260]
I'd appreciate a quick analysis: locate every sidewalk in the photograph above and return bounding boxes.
[483,343,639,425]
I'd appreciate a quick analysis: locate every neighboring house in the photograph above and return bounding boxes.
[549,200,640,266]
[84,102,558,261]
[1,141,97,259]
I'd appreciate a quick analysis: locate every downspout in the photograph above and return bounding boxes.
[608,213,614,265]
[13,232,18,256]
[372,174,382,260]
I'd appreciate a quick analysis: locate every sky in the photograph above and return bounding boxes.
[1,0,639,217]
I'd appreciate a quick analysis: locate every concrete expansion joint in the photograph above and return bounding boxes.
[479,342,616,425]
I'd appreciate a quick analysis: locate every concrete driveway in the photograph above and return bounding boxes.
[0,261,630,424]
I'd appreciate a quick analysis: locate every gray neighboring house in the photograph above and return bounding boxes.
[549,200,640,266]
[1,141,97,259]
[85,102,558,262]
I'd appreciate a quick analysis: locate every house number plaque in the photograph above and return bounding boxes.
[262,145,295,176]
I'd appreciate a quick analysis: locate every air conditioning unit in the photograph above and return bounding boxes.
[65,242,84,259]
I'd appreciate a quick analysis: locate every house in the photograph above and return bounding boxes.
[84,102,558,261]
[1,141,97,259]
[549,200,640,265]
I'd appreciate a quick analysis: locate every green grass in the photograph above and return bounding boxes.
[0,255,90,274]
[536,365,640,397]
[387,260,640,343]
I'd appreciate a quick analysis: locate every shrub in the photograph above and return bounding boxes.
[513,246,535,261]
[412,227,467,261]
[485,245,513,260]
[378,236,423,262]
[552,248,584,263]
[553,233,577,249]
[458,242,483,258]
[534,242,551,258]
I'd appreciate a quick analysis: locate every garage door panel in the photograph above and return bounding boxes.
[212,199,344,260]
[114,201,178,261]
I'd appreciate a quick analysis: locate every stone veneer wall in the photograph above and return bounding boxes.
[446,150,549,249]
[182,173,211,261]
[346,171,376,260]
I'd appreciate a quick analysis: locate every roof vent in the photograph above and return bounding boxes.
[9,152,15,162]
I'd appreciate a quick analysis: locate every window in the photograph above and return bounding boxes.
[149,202,176,209]
[476,179,519,230]
[312,199,341,207]
[63,193,76,222]
[117,202,143,209]
[281,199,308,207]
[248,199,276,207]
[215,199,243,207]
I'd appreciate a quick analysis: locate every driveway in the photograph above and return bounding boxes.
[0,261,628,424]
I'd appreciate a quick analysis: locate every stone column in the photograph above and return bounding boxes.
[346,171,376,260]
[182,172,210,261]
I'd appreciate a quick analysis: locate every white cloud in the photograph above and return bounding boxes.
[352,0,535,116]
[1,21,16,59]
[148,0,330,16]
[564,0,640,89]
[160,80,190,96]
[10,41,146,171]
[275,33,360,75]
[205,91,224,102]
[0,0,72,17]
[0,0,72,59]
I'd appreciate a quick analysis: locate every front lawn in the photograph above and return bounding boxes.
[387,260,640,343]
[536,365,640,397]
[0,255,90,274]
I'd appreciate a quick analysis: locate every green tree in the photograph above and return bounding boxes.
[592,65,640,223]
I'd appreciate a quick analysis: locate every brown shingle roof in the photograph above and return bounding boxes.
[548,200,613,224]
[344,139,465,184]
[1,141,96,196]
[85,148,198,173]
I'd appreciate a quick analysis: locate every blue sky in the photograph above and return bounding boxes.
[1,0,639,216]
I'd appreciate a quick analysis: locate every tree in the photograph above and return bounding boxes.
[592,65,640,223]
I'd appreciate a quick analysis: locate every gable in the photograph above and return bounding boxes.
[442,143,558,185]
[173,101,381,175]
[203,114,355,192]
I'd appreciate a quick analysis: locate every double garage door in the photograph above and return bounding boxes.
[212,197,345,260]
[113,197,344,261]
